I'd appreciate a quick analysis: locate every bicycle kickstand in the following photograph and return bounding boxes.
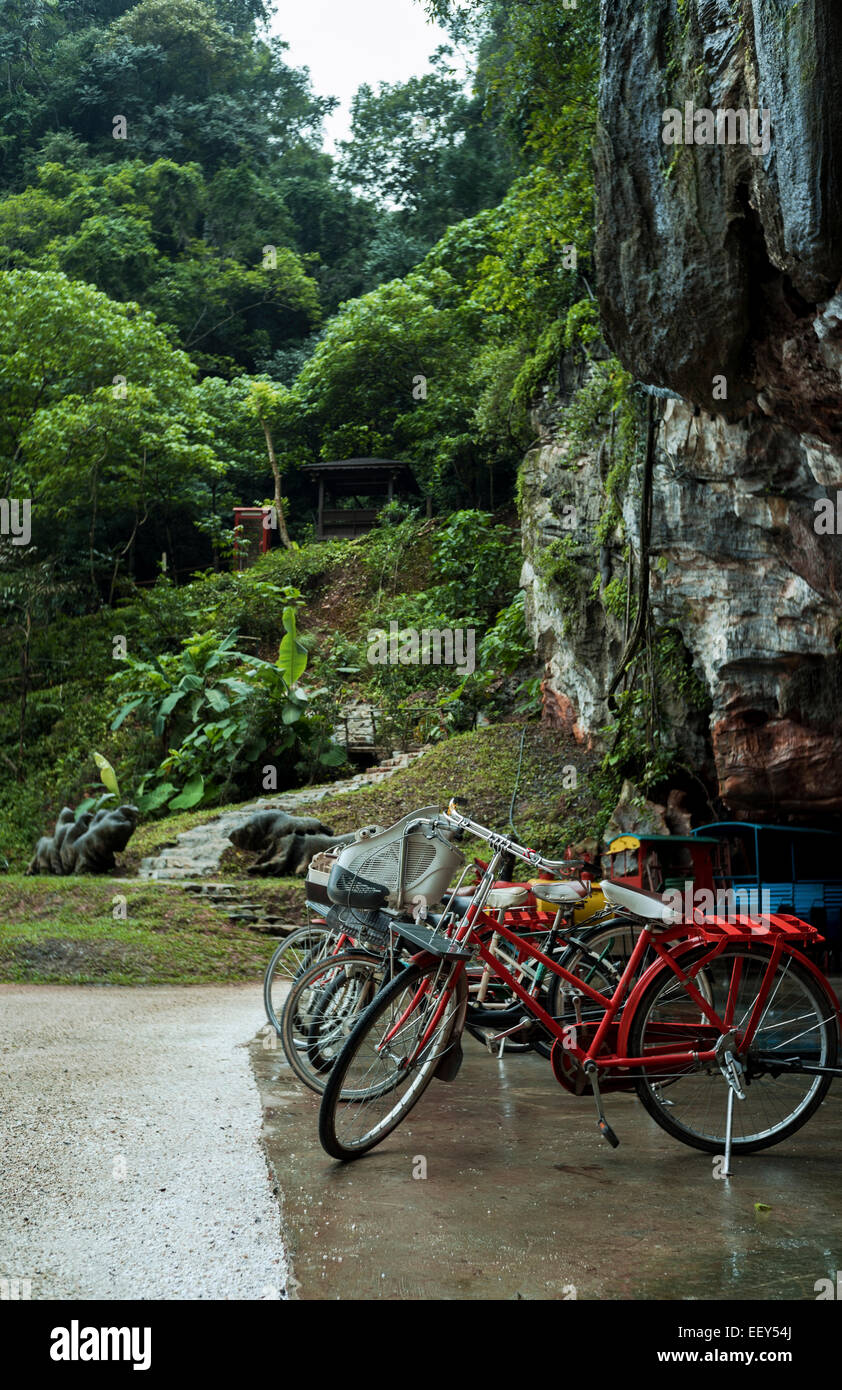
[487,1017,532,1058]
[584,1061,620,1149]
[717,1036,746,1178]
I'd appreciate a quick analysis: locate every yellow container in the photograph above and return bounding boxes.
[528,881,606,924]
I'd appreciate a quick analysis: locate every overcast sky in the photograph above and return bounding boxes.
[270,0,460,150]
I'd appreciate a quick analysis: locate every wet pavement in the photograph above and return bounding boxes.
[253,1027,842,1301]
[0,985,286,1299]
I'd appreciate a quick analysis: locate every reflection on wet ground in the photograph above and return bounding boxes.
[253,1031,842,1301]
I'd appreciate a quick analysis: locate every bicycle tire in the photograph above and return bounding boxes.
[280,950,387,1093]
[263,925,337,1034]
[319,959,466,1161]
[629,941,839,1154]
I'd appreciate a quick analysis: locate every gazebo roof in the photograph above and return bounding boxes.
[302,457,415,474]
[302,458,421,493]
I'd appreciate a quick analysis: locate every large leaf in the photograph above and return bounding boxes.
[159,690,185,717]
[218,677,253,697]
[205,687,230,713]
[93,751,120,799]
[319,745,347,767]
[168,774,205,810]
[278,623,307,686]
[137,782,177,813]
[110,697,144,731]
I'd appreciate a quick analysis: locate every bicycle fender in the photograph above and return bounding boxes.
[434,970,469,1082]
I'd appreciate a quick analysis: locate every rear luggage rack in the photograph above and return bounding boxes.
[691,912,825,944]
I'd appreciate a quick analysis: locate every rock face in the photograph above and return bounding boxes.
[595,0,842,416]
[519,359,623,746]
[522,0,842,817]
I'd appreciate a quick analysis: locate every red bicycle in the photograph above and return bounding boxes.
[318,809,842,1167]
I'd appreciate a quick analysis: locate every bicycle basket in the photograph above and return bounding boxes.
[329,806,464,910]
[306,827,384,913]
[305,851,334,911]
[325,903,393,951]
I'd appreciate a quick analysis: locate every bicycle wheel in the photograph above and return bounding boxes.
[280,950,387,1093]
[319,959,467,1160]
[531,917,643,1059]
[263,925,336,1034]
[629,942,839,1154]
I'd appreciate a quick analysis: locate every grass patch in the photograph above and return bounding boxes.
[289,721,602,858]
[117,721,604,877]
[0,877,281,985]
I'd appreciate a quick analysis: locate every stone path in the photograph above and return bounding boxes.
[138,748,427,882]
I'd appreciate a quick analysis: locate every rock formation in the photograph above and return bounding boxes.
[227,810,354,876]
[523,0,842,818]
[27,805,140,875]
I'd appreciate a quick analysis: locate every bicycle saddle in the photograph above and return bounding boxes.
[531,880,587,904]
[600,879,678,924]
[486,886,530,909]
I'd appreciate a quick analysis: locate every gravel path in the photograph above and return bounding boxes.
[0,985,285,1300]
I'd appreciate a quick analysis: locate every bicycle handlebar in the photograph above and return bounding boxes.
[439,806,569,877]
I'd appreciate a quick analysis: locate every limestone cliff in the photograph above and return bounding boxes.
[524,0,842,819]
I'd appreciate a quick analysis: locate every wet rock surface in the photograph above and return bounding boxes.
[253,1023,842,1301]
[595,0,842,411]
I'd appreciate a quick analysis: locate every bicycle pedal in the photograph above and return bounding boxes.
[598,1118,620,1149]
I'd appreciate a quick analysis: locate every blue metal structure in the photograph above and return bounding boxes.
[692,822,842,949]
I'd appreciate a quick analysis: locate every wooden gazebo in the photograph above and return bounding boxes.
[302,458,421,540]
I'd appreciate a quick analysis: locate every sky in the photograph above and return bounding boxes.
[270,0,461,150]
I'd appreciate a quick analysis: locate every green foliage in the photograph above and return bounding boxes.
[338,53,518,244]
[0,157,321,374]
[0,0,612,861]
[598,688,679,789]
[0,269,217,585]
[430,509,521,625]
[656,627,710,711]
[537,535,590,603]
[109,613,342,810]
[0,0,335,184]
[92,751,120,800]
[600,573,630,622]
[454,590,540,721]
[474,591,532,676]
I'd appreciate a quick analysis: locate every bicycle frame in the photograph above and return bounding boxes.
[393,810,841,1077]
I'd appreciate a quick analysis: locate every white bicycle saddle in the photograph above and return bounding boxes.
[485,886,530,910]
[532,880,588,904]
[600,879,678,924]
